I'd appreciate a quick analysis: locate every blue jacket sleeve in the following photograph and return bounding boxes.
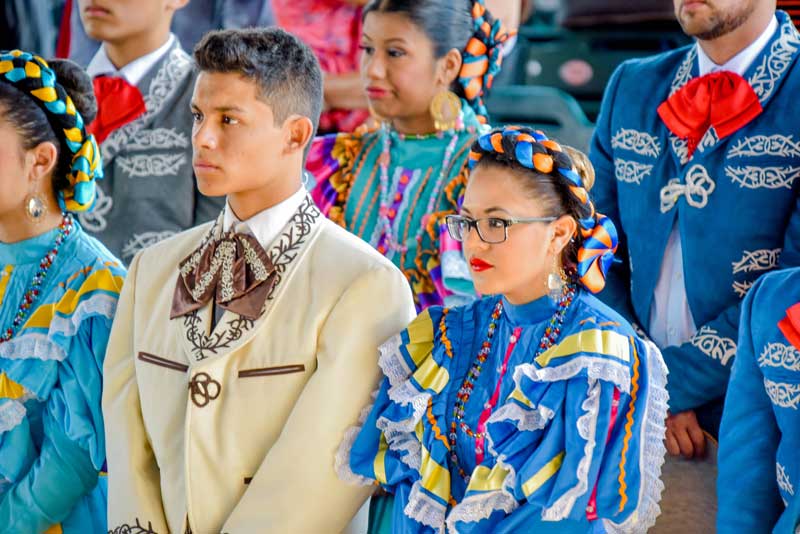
[716,278,783,534]
[589,62,639,328]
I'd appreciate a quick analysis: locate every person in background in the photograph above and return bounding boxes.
[0,52,124,534]
[307,0,512,311]
[76,0,224,263]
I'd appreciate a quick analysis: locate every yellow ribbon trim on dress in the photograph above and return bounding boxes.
[374,433,388,485]
[522,451,566,498]
[0,372,24,400]
[405,310,435,367]
[24,269,124,330]
[466,463,511,492]
[509,387,534,408]
[420,443,450,501]
[412,355,450,393]
[535,329,630,368]
[0,265,13,309]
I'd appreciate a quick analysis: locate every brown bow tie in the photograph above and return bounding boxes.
[170,231,277,320]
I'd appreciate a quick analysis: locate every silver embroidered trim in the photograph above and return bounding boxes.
[611,129,661,157]
[728,134,800,159]
[690,326,737,366]
[764,378,800,409]
[614,158,654,185]
[0,400,25,434]
[77,184,112,232]
[671,137,690,166]
[122,231,177,262]
[670,47,696,96]
[759,343,800,371]
[240,238,269,281]
[660,164,716,213]
[749,20,800,101]
[726,165,800,189]
[125,128,190,151]
[733,280,754,298]
[732,249,782,274]
[778,462,795,496]
[117,153,187,178]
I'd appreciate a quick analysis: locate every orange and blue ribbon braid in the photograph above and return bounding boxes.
[0,50,103,212]
[468,125,618,293]
[458,0,513,124]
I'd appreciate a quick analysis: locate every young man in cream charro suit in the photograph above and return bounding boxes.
[102,28,416,533]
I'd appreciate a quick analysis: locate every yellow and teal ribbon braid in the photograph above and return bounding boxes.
[0,50,103,212]
[458,0,512,124]
[468,126,618,293]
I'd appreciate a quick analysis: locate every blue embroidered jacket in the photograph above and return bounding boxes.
[718,268,800,533]
[589,10,800,413]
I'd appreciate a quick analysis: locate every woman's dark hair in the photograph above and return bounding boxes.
[0,58,97,195]
[363,0,507,122]
[470,131,596,270]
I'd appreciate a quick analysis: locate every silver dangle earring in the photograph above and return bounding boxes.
[547,256,566,302]
[24,193,47,223]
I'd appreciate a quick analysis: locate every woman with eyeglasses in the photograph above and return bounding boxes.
[336,126,668,533]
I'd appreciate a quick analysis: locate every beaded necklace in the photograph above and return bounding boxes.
[374,126,461,256]
[448,283,577,481]
[0,213,74,344]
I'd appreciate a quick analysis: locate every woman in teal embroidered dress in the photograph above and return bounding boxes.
[337,127,669,533]
[0,52,123,534]
[307,0,511,310]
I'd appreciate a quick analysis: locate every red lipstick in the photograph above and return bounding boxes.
[470,258,494,272]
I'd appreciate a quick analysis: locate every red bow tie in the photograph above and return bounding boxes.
[87,75,146,144]
[779,303,800,351]
[657,70,763,159]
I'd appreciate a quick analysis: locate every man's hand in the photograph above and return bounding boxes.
[665,410,707,459]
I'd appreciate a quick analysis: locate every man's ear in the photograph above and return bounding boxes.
[283,115,315,158]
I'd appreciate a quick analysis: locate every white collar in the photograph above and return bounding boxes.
[86,34,176,86]
[696,15,778,76]
[223,187,307,249]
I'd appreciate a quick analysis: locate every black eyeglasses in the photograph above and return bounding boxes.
[445,214,557,244]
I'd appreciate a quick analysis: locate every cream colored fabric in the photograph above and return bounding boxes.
[103,199,416,533]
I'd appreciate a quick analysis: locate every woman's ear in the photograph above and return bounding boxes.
[283,115,315,158]
[26,141,59,187]
[549,215,578,258]
[436,48,464,90]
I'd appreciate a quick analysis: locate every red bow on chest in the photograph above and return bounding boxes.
[657,70,762,159]
[87,75,146,144]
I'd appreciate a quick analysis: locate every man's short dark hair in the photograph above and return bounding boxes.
[194,28,323,145]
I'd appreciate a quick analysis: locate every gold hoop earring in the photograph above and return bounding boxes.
[429,90,462,132]
[24,193,48,223]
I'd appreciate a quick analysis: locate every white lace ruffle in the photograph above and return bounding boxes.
[513,356,632,394]
[602,340,669,534]
[335,390,379,487]
[0,400,26,434]
[0,293,119,362]
[540,378,602,521]
[486,401,555,432]
[378,423,422,471]
[378,334,414,387]
[403,481,446,533]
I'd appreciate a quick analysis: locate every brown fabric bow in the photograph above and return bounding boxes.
[170,231,277,320]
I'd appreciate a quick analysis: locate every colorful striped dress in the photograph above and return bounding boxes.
[0,222,125,534]
[307,107,485,311]
[337,291,668,533]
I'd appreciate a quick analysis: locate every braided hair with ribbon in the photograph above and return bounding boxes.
[0,50,103,212]
[468,125,619,293]
[362,0,512,125]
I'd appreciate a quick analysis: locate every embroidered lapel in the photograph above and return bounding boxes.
[176,195,322,363]
[666,13,800,165]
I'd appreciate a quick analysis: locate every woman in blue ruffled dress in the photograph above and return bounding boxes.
[337,126,668,533]
[0,51,123,533]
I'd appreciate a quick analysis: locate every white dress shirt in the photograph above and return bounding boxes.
[223,187,307,249]
[648,15,777,348]
[86,34,176,86]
